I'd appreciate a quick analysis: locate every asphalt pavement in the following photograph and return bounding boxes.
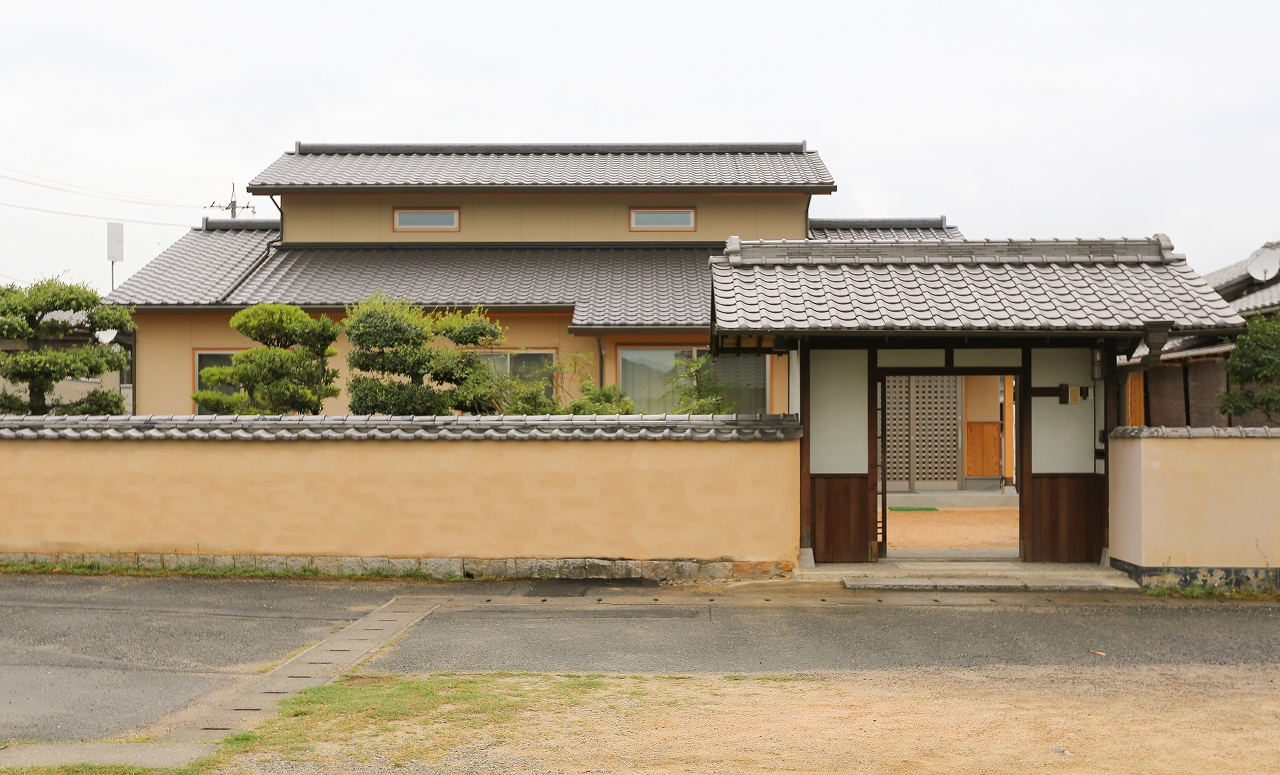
[3,574,1278,743]
[0,575,423,741]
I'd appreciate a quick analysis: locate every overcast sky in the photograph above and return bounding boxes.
[1,1,1277,292]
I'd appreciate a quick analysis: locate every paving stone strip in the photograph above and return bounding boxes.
[165,596,440,742]
[0,743,218,769]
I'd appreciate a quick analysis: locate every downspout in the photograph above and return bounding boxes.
[1115,320,1173,425]
[215,201,284,305]
[595,333,604,389]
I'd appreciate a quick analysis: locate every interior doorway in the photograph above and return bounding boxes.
[875,373,1019,559]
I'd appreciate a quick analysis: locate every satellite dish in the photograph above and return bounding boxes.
[1246,248,1280,282]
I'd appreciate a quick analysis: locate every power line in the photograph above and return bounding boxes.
[0,222,168,244]
[0,200,192,227]
[0,134,213,187]
[0,168,203,208]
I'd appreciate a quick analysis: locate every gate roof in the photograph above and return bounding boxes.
[711,235,1245,336]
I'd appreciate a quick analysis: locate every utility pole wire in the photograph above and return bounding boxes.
[0,200,191,227]
[0,171,203,208]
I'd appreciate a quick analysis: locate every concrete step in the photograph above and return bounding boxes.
[795,560,1140,591]
[842,575,1140,591]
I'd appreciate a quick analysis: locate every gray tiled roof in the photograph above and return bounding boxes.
[1202,257,1250,291]
[1201,241,1280,295]
[0,414,801,442]
[106,220,278,306]
[108,230,712,328]
[229,244,710,328]
[248,142,834,193]
[808,217,963,241]
[712,236,1246,334]
[1232,282,1280,316]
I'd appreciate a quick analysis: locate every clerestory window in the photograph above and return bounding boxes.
[393,208,460,232]
[629,208,696,232]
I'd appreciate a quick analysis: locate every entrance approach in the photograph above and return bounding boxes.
[876,373,1019,559]
[709,234,1245,563]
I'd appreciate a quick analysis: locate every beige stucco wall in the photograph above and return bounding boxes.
[133,311,723,416]
[1109,436,1280,568]
[0,439,799,563]
[281,192,809,244]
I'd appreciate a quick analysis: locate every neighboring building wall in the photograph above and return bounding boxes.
[281,192,810,244]
[1145,363,1186,426]
[0,435,800,569]
[1110,431,1280,583]
[1141,358,1276,428]
[1187,360,1228,426]
[0,372,127,413]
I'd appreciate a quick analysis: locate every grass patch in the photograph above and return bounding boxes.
[887,506,938,512]
[241,673,615,763]
[1144,584,1280,601]
[1,672,838,775]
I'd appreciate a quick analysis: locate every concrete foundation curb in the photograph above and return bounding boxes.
[0,553,792,581]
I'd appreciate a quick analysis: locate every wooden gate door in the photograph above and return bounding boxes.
[811,474,871,563]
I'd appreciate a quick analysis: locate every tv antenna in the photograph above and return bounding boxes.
[1245,244,1280,283]
[208,182,255,219]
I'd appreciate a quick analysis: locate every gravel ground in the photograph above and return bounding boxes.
[215,665,1280,774]
[887,507,1019,549]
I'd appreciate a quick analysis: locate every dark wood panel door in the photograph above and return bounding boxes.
[1024,474,1104,562]
[812,474,871,563]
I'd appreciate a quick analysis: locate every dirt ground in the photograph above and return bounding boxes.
[221,665,1280,775]
[887,507,1019,549]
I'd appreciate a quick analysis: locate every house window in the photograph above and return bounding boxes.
[393,208,460,232]
[478,350,556,399]
[618,348,768,414]
[195,352,237,413]
[629,208,696,232]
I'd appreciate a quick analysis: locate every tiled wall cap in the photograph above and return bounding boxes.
[1111,426,1280,438]
[0,414,803,442]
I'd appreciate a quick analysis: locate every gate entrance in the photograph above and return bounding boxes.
[875,373,1019,559]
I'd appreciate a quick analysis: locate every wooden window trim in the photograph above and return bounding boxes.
[192,348,249,413]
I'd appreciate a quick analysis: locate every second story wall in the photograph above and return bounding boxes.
[281,192,810,244]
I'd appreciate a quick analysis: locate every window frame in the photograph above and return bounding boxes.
[615,346,772,414]
[628,207,697,233]
[477,348,559,398]
[393,207,461,233]
[192,349,248,414]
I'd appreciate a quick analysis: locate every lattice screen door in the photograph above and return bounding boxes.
[882,375,961,489]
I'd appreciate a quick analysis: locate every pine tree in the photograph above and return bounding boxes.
[192,304,341,415]
[0,278,134,415]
